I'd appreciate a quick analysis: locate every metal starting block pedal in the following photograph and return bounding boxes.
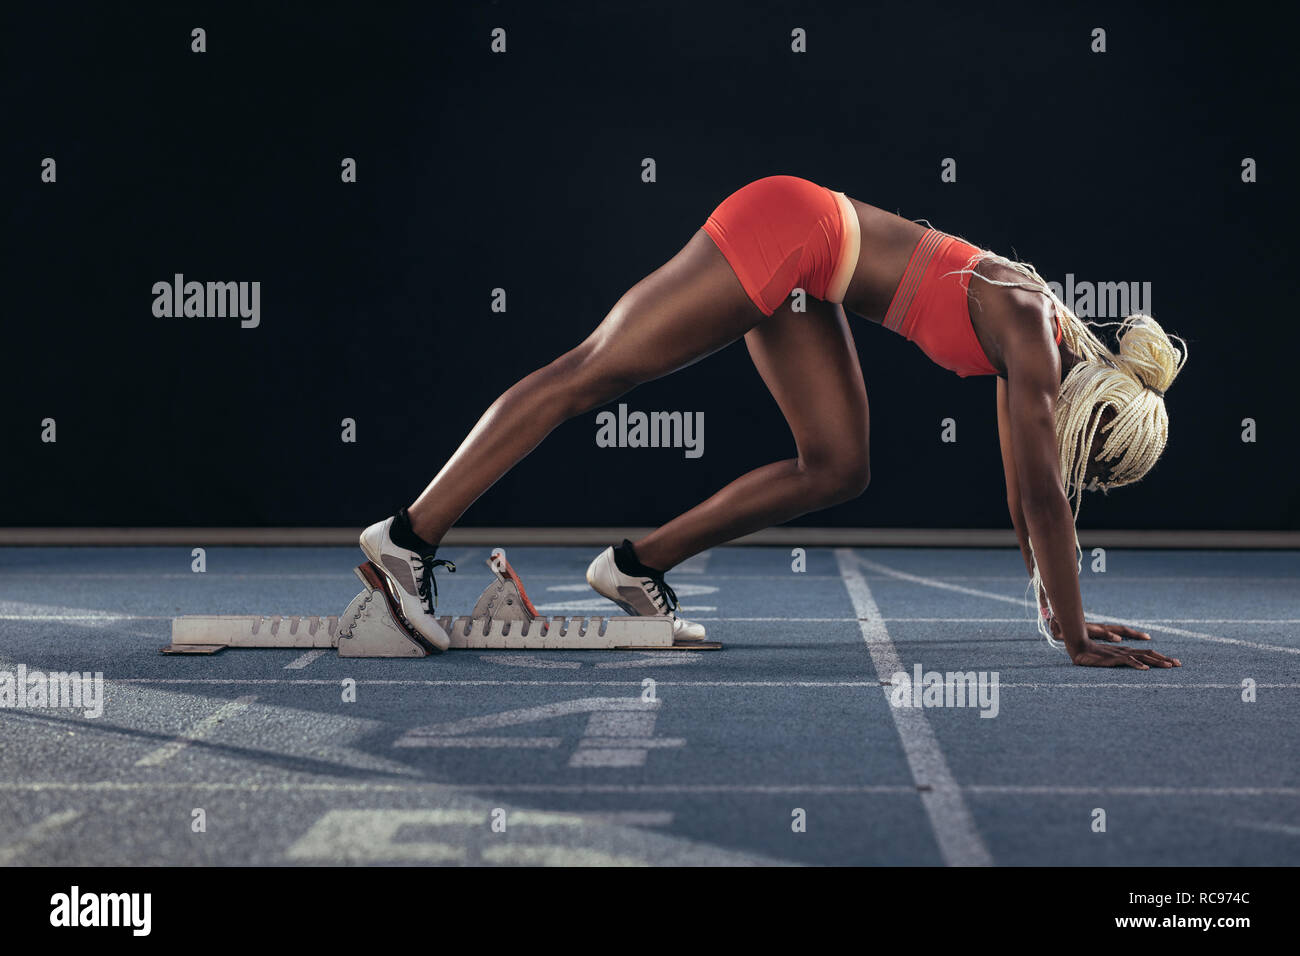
[163,548,721,655]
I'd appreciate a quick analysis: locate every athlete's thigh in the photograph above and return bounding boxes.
[576,230,767,385]
[744,296,870,465]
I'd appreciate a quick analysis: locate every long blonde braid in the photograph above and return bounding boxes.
[946,249,1189,647]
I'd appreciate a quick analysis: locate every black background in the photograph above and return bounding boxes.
[3,1,1294,530]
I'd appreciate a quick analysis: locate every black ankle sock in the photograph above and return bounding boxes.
[391,507,436,556]
[613,538,664,578]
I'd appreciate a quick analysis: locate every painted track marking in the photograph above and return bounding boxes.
[835,548,993,866]
[134,695,257,767]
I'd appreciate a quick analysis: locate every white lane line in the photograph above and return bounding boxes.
[1105,619,1300,625]
[0,614,174,621]
[106,678,863,687]
[286,808,674,826]
[835,548,992,867]
[687,617,1300,624]
[964,682,1300,689]
[594,652,702,669]
[3,613,1295,628]
[2,572,1297,582]
[285,649,329,669]
[3,781,1296,797]
[134,695,257,767]
[964,786,1300,797]
[104,678,1300,689]
[673,552,713,574]
[1109,620,1300,656]
[0,573,358,580]
[478,655,582,670]
[445,548,480,569]
[854,555,1032,609]
[508,810,675,826]
[398,737,561,749]
[0,781,913,794]
[0,810,81,865]
[882,618,1300,624]
[857,575,1300,583]
[854,554,1300,656]
[1228,819,1300,837]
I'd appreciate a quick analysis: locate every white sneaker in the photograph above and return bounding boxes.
[359,515,454,651]
[585,546,707,642]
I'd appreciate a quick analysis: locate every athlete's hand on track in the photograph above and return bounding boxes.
[1067,637,1181,669]
[1050,616,1152,644]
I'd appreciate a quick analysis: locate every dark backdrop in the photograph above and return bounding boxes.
[3,1,1295,530]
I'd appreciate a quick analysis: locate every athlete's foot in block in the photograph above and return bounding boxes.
[359,515,454,651]
[586,546,707,642]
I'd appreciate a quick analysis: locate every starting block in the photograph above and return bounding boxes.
[163,548,721,656]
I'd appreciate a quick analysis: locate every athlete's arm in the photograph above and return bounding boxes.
[1001,304,1178,669]
[999,375,1156,648]
[996,376,1045,611]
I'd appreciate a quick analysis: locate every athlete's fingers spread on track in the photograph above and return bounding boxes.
[1109,623,1152,641]
[1108,646,1178,669]
[1083,622,1113,642]
[1135,648,1180,668]
[1070,639,1181,669]
[1116,650,1150,669]
[1085,621,1150,643]
[1070,643,1145,668]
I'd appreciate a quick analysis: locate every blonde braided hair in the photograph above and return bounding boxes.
[947,249,1189,647]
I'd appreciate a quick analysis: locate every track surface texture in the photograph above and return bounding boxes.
[1,545,1296,866]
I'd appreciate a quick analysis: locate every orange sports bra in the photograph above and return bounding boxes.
[883,230,1062,377]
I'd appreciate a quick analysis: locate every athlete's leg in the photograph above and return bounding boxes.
[407,230,764,545]
[631,296,870,571]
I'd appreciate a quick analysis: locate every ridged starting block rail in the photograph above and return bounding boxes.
[163,549,720,656]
